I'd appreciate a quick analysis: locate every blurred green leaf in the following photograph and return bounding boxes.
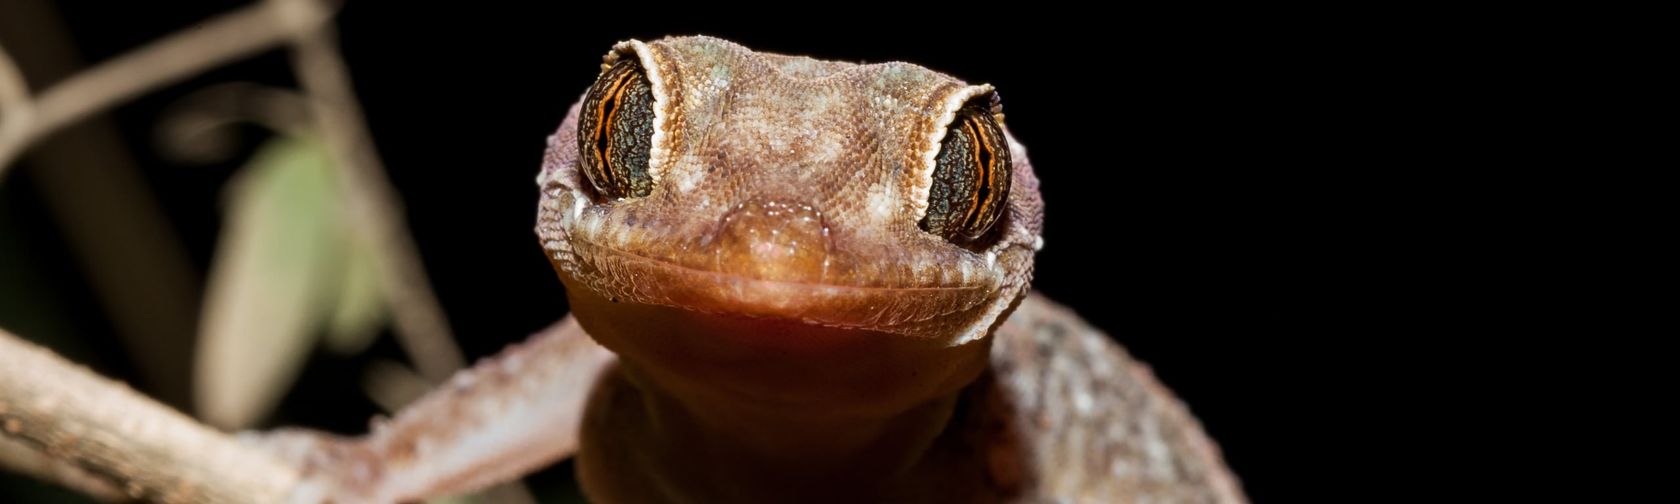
[195,135,386,429]
[323,227,385,355]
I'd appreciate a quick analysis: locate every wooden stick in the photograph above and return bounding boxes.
[0,328,301,503]
[0,436,123,502]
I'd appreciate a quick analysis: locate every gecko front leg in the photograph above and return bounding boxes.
[252,316,614,503]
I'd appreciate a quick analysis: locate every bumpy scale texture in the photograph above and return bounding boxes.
[538,36,1245,502]
[538,37,1043,346]
[252,36,1243,504]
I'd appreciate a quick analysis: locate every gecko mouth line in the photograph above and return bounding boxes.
[560,233,1000,330]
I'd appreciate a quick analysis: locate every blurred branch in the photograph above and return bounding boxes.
[0,0,463,389]
[1,0,208,409]
[361,360,432,413]
[0,328,300,503]
[0,436,124,502]
[156,82,314,164]
[0,1,332,177]
[0,44,27,111]
[1,0,477,495]
[0,45,29,165]
[272,0,467,382]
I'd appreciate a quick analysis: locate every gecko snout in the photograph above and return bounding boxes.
[709,197,833,284]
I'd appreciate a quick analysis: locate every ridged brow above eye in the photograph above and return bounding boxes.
[577,56,656,201]
[919,101,1012,246]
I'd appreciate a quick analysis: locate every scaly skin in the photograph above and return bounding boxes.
[255,36,1245,503]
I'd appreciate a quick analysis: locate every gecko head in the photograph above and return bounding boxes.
[535,37,1044,412]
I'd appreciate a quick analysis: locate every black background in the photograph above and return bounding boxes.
[1,3,1446,501]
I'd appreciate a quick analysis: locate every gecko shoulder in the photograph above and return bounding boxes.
[971,292,1247,503]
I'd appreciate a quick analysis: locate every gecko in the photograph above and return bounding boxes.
[258,36,1246,503]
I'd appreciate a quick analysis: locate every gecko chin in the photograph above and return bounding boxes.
[558,270,996,416]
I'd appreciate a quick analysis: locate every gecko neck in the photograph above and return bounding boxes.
[564,285,995,501]
[626,358,962,479]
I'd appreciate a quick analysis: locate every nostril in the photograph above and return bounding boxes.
[711,198,831,283]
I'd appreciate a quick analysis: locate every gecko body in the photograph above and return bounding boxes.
[262,36,1244,504]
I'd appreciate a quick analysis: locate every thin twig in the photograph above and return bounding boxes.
[360,360,433,413]
[0,1,331,177]
[0,44,31,165]
[0,0,207,408]
[272,0,467,382]
[155,82,314,164]
[0,0,463,383]
[0,44,27,111]
[0,1,470,499]
[0,328,300,503]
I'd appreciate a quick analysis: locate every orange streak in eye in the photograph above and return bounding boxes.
[960,113,1006,237]
[978,119,998,222]
[589,78,613,183]
[590,67,634,189]
[959,116,987,232]
[603,71,635,185]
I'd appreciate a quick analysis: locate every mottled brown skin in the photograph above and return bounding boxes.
[255,36,1244,504]
[538,37,1244,502]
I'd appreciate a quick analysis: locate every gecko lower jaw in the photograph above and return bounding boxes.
[555,234,1001,338]
[559,270,995,415]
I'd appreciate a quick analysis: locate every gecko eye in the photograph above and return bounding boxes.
[577,56,656,200]
[920,102,1012,244]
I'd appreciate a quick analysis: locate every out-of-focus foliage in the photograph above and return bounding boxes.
[195,135,386,429]
[323,223,384,355]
